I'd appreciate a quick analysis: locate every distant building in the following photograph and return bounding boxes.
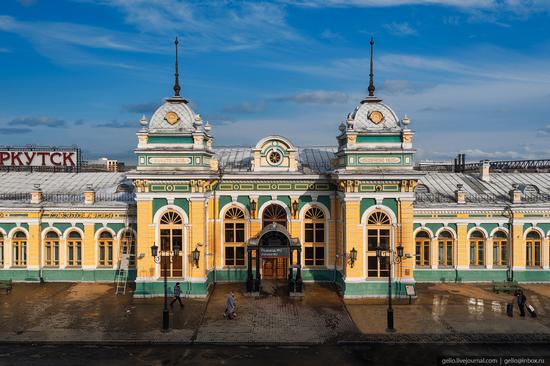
[83,157,125,172]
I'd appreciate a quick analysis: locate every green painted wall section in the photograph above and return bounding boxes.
[218,195,232,214]
[53,223,72,233]
[318,196,331,211]
[513,271,550,282]
[382,198,397,217]
[481,223,499,235]
[0,269,136,282]
[21,223,28,230]
[539,223,550,234]
[360,198,376,220]
[426,223,444,234]
[152,198,168,220]
[212,269,250,282]
[414,269,508,282]
[258,195,271,209]
[300,269,335,282]
[356,135,401,143]
[147,136,194,144]
[414,223,421,231]
[277,195,291,208]
[342,281,409,297]
[174,198,189,216]
[237,196,251,212]
[467,223,475,231]
[107,223,125,234]
[298,195,312,211]
[134,280,210,297]
[76,223,85,231]
[0,223,16,234]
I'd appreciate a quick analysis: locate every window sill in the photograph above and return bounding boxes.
[43,266,59,269]
[97,266,113,269]
[10,266,27,269]
[525,266,543,270]
[469,265,486,269]
[415,265,431,269]
[65,266,82,269]
[437,266,454,269]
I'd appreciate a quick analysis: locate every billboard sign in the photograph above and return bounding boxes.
[0,146,81,172]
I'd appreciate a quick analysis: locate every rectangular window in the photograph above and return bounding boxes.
[314,246,324,266]
[367,256,378,277]
[493,243,498,266]
[367,230,378,250]
[423,242,430,265]
[501,244,507,265]
[225,246,235,266]
[160,229,171,251]
[225,224,235,243]
[305,247,314,266]
[379,257,389,277]
[235,247,245,266]
[535,243,541,267]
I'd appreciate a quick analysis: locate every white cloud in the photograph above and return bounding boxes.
[384,22,418,36]
[537,124,550,136]
[286,0,496,8]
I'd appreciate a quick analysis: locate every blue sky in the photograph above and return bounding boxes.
[1,0,550,163]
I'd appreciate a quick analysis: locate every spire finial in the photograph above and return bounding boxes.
[173,37,181,97]
[368,36,375,97]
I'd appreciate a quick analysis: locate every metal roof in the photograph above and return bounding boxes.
[214,146,337,174]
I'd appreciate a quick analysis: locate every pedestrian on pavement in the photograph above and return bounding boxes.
[170,282,184,308]
[224,291,236,319]
[516,289,526,317]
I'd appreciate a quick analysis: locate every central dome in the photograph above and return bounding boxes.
[348,98,401,132]
[148,97,195,133]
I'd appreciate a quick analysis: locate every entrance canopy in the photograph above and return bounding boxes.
[248,222,300,249]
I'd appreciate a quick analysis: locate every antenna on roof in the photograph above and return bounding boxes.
[173,37,181,97]
[368,36,375,97]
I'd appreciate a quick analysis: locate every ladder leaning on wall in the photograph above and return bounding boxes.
[115,210,135,295]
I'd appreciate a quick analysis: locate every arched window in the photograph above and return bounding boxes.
[0,232,4,267]
[67,231,82,266]
[438,230,454,267]
[98,231,113,267]
[224,207,246,267]
[262,204,287,228]
[469,230,485,267]
[12,231,27,266]
[304,207,325,267]
[492,231,508,267]
[44,231,60,267]
[366,211,391,278]
[159,211,183,277]
[415,231,430,267]
[526,231,542,267]
[120,230,136,267]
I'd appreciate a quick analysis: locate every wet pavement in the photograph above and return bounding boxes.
[1,344,550,366]
[1,281,550,345]
[346,283,550,341]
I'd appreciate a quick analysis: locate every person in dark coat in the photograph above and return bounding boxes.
[170,282,183,308]
[224,291,236,319]
[516,290,526,317]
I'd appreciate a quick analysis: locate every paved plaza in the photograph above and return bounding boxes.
[1,281,550,344]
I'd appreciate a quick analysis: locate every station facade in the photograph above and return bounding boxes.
[1,44,549,298]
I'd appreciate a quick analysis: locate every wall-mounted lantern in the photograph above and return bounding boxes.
[292,200,299,219]
[250,199,257,219]
[192,247,200,268]
[349,247,357,268]
[151,243,159,261]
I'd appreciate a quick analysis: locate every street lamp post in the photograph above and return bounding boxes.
[151,242,180,332]
[375,244,404,333]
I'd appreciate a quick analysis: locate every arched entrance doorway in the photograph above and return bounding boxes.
[159,211,183,277]
[261,204,289,279]
[246,222,302,293]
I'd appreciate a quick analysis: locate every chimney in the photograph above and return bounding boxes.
[480,160,490,182]
[31,184,43,204]
[455,184,465,204]
[510,183,521,204]
[84,184,95,205]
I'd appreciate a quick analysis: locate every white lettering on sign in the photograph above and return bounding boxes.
[148,157,192,165]
[358,156,401,164]
[0,151,77,167]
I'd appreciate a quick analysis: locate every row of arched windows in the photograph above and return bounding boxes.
[415,229,544,268]
[0,230,135,268]
[221,205,327,267]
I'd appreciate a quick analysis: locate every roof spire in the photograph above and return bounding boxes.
[368,36,375,97]
[173,37,181,97]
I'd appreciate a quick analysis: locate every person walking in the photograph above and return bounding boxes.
[516,289,526,317]
[224,291,236,320]
[170,282,183,308]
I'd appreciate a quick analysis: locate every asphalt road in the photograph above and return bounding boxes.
[0,344,549,366]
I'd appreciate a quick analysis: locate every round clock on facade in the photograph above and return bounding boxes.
[164,111,179,125]
[368,110,384,124]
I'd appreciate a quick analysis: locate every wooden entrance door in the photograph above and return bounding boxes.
[262,258,287,279]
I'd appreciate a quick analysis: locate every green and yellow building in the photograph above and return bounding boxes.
[1,52,549,298]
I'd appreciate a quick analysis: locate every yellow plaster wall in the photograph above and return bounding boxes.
[27,224,40,267]
[512,223,525,268]
[136,200,155,278]
[456,224,468,268]
[343,199,362,278]
[83,223,95,267]
[398,199,414,279]
[189,199,206,278]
